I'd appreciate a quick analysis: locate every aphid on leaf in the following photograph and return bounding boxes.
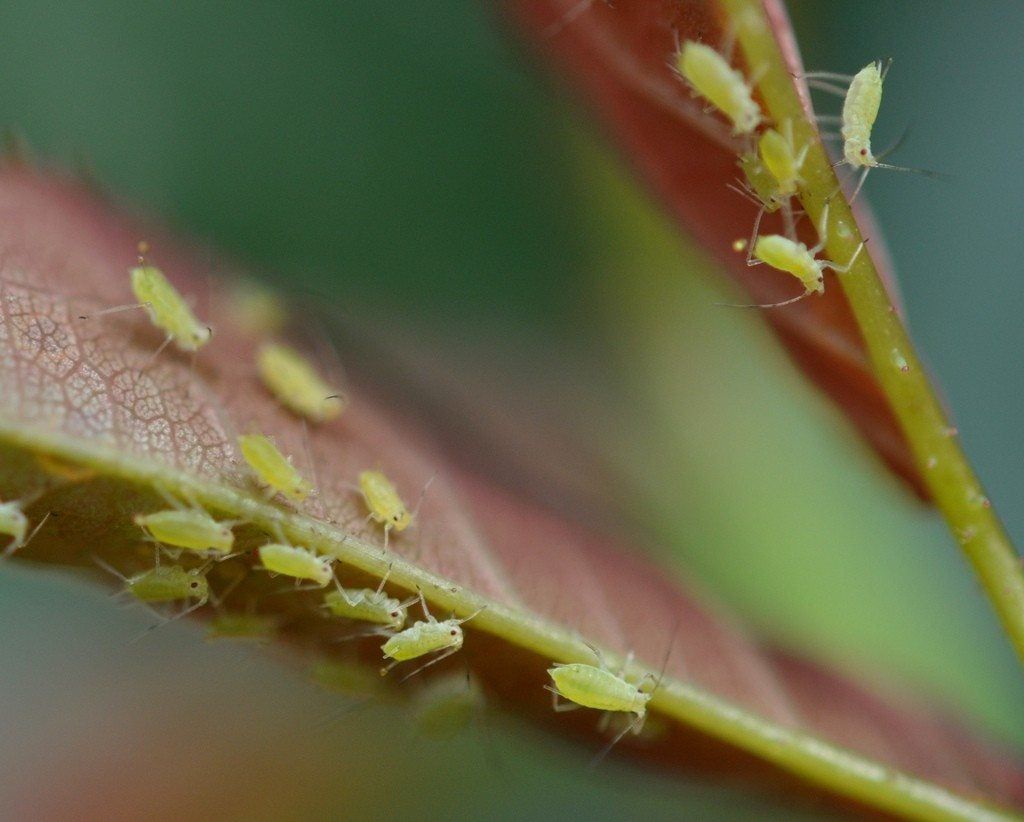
[547,635,675,763]
[0,496,50,557]
[257,342,346,424]
[802,60,940,199]
[323,565,412,630]
[724,203,866,308]
[380,590,484,680]
[133,488,236,558]
[80,243,212,359]
[258,541,333,587]
[678,40,762,136]
[238,433,313,502]
[358,469,433,550]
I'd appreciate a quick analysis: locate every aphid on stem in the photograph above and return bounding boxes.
[258,537,334,588]
[721,203,866,309]
[357,469,434,550]
[323,564,415,630]
[133,486,238,559]
[677,40,763,136]
[238,433,314,502]
[93,549,211,623]
[379,590,485,681]
[257,341,347,424]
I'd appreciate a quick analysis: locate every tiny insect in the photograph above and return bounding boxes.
[358,470,433,550]
[0,497,50,557]
[733,119,807,247]
[257,342,346,424]
[80,243,212,358]
[678,40,762,136]
[547,636,674,762]
[258,541,333,587]
[380,590,484,680]
[323,565,412,630]
[94,553,210,618]
[725,203,865,308]
[802,60,939,199]
[134,489,236,558]
[238,433,313,502]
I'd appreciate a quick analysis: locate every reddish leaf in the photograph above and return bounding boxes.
[505,0,928,499]
[0,166,1020,816]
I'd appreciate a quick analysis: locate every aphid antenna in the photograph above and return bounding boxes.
[398,645,462,684]
[724,180,764,208]
[454,605,487,626]
[140,334,174,372]
[91,553,129,585]
[410,472,439,522]
[715,291,812,310]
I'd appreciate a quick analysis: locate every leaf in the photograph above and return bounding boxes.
[1,165,1021,820]
[505,0,929,499]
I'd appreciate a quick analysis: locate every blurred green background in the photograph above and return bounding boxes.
[0,2,1022,819]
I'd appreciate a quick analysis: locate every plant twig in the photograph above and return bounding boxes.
[721,0,1024,669]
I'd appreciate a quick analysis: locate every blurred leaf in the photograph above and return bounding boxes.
[506,0,928,499]
[0,167,1021,817]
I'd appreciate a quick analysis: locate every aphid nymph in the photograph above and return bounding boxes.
[358,470,433,549]
[324,565,412,630]
[94,552,210,620]
[133,488,236,558]
[238,433,313,502]
[257,342,346,424]
[258,541,333,587]
[380,591,484,681]
[678,40,762,136]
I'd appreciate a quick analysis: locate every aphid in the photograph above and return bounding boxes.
[547,638,673,762]
[678,40,762,136]
[358,470,432,549]
[238,433,313,502]
[323,566,411,630]
[803,60,939,199]
[80,243,212,357]
[726,203,865,308]
[225,278,288,335]
[380,591,484,680]
[258,541,333,587]
[0,497,50,557]
[133,489,236,558]
[257,342,346,424]
[94,554,210,615]
[733,120,807,246]
[205,612,279,643]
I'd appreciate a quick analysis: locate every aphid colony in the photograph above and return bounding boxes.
[677,34,932,308]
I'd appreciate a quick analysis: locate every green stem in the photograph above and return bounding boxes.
[722,0,1024,668]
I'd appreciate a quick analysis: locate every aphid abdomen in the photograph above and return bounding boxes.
[259,543,332,586]
[752,235,820,292]
[841,63,883,166]
[257,342,345,423]
[759,128,801,196]
[136,510,234,554]
[679,41,761,135]
[382,620,461,662]
[549,663,644,715]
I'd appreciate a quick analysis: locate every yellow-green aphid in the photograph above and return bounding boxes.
[258,542,333,587]
[324,566,410,630]
[0,498,49,557]
[759,120,807,198]
[736,203,865,308]
[736,153,783,214]
[841,61,884,169]
[547,645,659,759]
[130,264,212,352]
[225,278,287,335]
[359,469,413,548]
[133,491,236,558]
[205,612,279,643]
[238,433,313,502]
[380,591,484,680]
[257,342,346,423]
[678,40,762,135]
[95,555,210,606]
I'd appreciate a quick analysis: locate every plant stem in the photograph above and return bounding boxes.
[722,0,1024,669]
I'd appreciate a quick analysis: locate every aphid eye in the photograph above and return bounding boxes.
[190,581,199,589]
[450,629,457,636]
[859,148,867,156]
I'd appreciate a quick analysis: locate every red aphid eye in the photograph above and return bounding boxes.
[859,148,867,156]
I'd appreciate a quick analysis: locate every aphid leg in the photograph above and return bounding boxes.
[744,206,767,267]
[398,645,461,683]
[823,240,868,275]
[91,554,129,585]
[808,202,832,256]
[583,641,609,670]
[848,167,872,203]
[590,713,643,767]
[374,562,394,597]
[545,684,582,713]
[3,511,51,557]
[410,473,438,522]
[725,181,763,208]
[781,201,797,241]
[803,79,848,97]
[140,334,174,371]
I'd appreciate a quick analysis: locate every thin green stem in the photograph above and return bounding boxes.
[722,0,1024,668]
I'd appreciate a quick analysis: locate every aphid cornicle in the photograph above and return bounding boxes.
[258,541,333,587]
[380,591,484,680]
[324,567,410,630]
[678,40,762,136]
[238,433,313,502]
[257,342,346,424]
